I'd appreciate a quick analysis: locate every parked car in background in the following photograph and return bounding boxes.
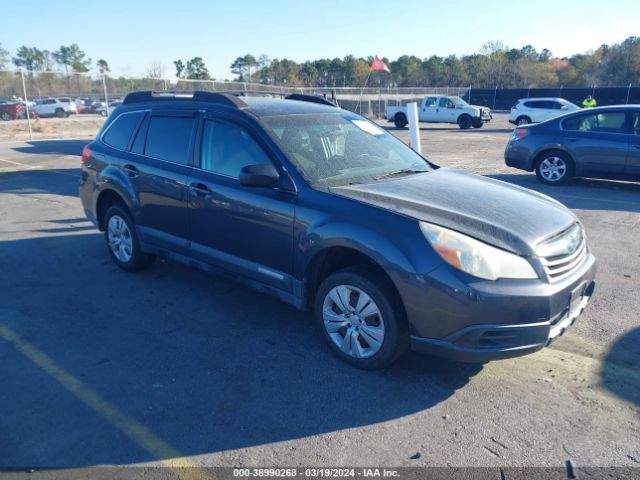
[509,98,579,126]
[386,95,492,129]
[33,98,77,118]
[0,102,37,121]
[96,100,123,117]
[74,98,89,114]
[505,105,640,184]
[80,90,595,369]
[88,100,107,114]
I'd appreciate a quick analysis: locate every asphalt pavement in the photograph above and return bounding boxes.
[0,122,638,472]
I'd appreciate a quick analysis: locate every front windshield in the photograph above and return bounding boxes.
[451,96,469,107]
[261,113,430,187]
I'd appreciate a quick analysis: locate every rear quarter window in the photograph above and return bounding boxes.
[102,111,144,150]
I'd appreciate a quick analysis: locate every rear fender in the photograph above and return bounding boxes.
[94,165,139,219]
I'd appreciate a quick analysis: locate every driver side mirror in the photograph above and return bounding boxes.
[561,105,568,110]
[239,163,280,187]
[447,104,455,109]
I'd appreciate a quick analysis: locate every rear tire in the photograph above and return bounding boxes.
[315,266,409,369]
[1,112,12,121]
[457,114,472,129]
[535,151,574,185]
[516,116,531,126]
[394,114,408,129]
[103,204,155,272]
[55,108,65,118]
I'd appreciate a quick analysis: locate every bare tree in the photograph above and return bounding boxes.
[146,60,165,78]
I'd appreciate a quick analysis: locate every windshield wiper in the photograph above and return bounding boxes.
[372,168,428,181]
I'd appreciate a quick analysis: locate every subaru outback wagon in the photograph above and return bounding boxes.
[80,91,596,369]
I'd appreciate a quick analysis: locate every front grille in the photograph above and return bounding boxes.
[538,224,587,281]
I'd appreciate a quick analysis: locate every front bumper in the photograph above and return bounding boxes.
[476,113,492,123]
[407,253,596,362]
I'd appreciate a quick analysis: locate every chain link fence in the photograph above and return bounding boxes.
[2,69,637,142]
[0,70,474,140]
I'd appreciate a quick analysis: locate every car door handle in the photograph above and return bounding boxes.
[189,182,213,198]
[122,164,139,177]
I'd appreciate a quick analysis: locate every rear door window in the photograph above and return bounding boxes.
[563,111,627,134]
[424,97,437,107]
[144,115,196,164]
[102,111,144,150]
[524,101,543,109]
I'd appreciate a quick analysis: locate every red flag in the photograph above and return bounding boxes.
[370,56,390,73]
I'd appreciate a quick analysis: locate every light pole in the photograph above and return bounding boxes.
[20,69,33,140]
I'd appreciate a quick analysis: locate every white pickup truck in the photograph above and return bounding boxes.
[386,95,492,129]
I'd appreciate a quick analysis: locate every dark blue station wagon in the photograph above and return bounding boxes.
[80,91,596,369]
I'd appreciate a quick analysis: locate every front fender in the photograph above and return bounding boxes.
[295,217,444,309]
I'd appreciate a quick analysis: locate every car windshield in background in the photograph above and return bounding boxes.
[452,97,469,107]
[261,113,430,187]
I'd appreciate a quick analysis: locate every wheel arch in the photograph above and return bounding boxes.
[96,189,129,231]
[302,245,405,317]
[533,147,575,171]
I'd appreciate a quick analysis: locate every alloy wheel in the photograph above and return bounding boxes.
[107,215,133,263]
[539,157,567,182]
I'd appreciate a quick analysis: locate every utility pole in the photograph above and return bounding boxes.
[20,70,33,140]
[102,74,109,116]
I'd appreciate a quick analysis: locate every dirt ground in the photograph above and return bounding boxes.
[0,115,105,142]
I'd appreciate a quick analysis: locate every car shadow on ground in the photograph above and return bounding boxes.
[487,173,640,213]
[601,327,640,406]
[381,125,512,134]
[0,232,482,467]
[449,128,513,134]
[0,168,80,197]
[12,139,87,156]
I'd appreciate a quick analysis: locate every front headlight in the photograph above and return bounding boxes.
[420,222,538,281]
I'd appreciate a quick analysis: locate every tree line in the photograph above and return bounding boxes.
[1,37,639,88]
[227,38,640,88]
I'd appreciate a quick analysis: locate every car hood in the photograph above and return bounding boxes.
[330,168,577,255]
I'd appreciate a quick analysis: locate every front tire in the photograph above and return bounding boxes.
[315,266,408,369]
[457,114,472,129]
[394,114,408,129]
[516,116,531,126]
[1,112,13,121]
[103,204,155,271]
[472,120,483,128]
[535,151,574,185]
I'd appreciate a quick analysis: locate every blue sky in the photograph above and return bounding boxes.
[2,0,639,79]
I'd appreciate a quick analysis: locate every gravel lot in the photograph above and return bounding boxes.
[0,113,638,474]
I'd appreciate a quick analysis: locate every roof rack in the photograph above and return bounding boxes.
[123,91,248,109]
[284,93,338,107]
[122,90,339,109]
